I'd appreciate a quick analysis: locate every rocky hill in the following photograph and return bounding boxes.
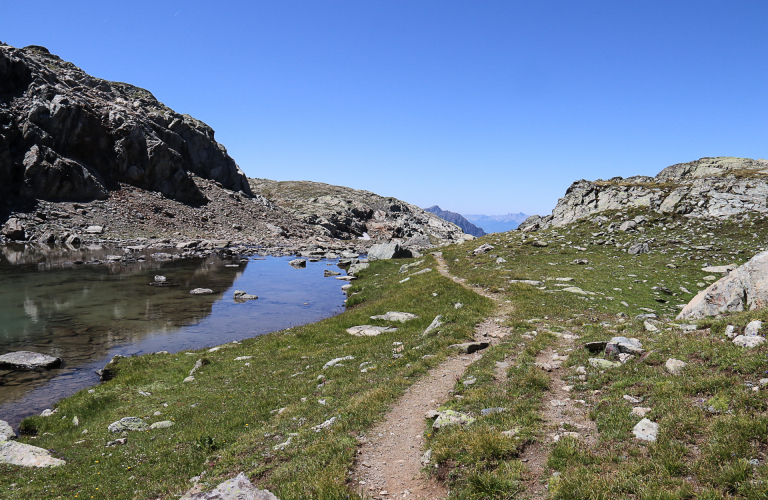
[519,157,768,232]
[0,42,251,204]
[250,179,465,244]
[424,205,485,237]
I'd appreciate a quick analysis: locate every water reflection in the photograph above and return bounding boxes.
[0,244,347,427]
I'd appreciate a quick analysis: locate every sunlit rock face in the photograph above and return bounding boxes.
[0,43,252,203]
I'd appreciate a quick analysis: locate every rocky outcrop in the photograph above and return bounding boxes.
[424,205,485,237]
[677,249,768,319]
[0,43,252,203]
[520,157,768,231]
[249,179,464,243]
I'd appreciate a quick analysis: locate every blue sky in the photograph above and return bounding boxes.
[2,1,766,215]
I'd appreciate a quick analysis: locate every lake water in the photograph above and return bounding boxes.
[0,244,348,428]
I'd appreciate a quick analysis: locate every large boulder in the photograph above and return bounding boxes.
[367,243,413,260]
[0,440,65,467]
[1,218,25,240]
[181,473,279,500]
[0,44,252,203]
[677,250,768,319]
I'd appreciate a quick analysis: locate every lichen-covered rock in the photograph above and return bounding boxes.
[432,410,475,430]
[677,250,768,319]
[107,417,148,433]
[181,473,279,500]
[0,43,252,203]
[523,157,768,231]
[0,440,65,467]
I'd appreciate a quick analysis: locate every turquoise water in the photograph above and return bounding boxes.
[0,244,347,427]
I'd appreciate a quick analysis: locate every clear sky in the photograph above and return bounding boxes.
[2,1,766,215]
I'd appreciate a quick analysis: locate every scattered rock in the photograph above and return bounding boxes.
[420,449,432,466]
[733,335,766,348]
[149,421,174,430]
[432,410,475,430]
[368,243,413,260]
[348,262,370,275]
[725,325,737,338]
[628,242,650,255]
[632,418,659,442]
[422,315,443,336]
[665,358,687,375]
[106,438,127,447]
[632,407,652,417]
[0,420,16,441]
[181,472,279,500]
[644,320,659,332]
[346,325,398,337]
[323,356,354,369]
[108,417,148,433]
[311,417,337,432]
[370,311,418,322]
[0,441,65,467]
[677,250,768,319]
[532,240,548,247]
[448,342,489,354]
[233,290,258,300]
[0,351,62,370]
[323,270,341,277]
[588,358,621,369]
[745,320,763,336]
[473,243,495,255]
[289,259,307,268]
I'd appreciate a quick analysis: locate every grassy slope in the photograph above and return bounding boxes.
[435,209,768,499]
[0,256,493,500]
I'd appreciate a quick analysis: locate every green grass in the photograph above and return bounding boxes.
[0,255,493,499]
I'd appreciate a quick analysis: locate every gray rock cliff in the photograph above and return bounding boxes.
[520,157,768,232]
[0,42,252,203]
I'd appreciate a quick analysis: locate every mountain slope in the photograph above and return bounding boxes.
[250,179,465,244]
[424,205,486,237]
[0,42,251,203]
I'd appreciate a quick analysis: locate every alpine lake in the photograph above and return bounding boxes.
[0,243,350,429]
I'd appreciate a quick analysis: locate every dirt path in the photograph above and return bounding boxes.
[348,252,509,499]
[520,336,597,499]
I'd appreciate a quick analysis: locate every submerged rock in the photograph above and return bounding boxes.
[0,351,62,370]
[233,290,258,300]
[289,259,307,268]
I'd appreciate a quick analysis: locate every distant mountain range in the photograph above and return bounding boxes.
[462,212,529,233]
[424,206,486,237]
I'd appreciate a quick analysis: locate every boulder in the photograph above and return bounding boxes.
[181,473,279,500]
[0,420,16,441]
[368,243,413,260]
[346,325,398,337]
[733,335,766,348]
[745,320,762,336]
[432,410,475,430]
[665,358,687,375]
[289,259,307,268]
[369,311,418,322]
[0,440,65,467]
[233,290,258,300]
[1,218,25,240]
[677,250,768,319]
[0,351,62,370]
[149,420,174,430]
[108,417,148,433]
[348,262,370,275]
[632,418,659,442]
[448,342,489,354]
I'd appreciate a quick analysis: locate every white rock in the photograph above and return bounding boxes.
[0,440,65,467]
[733,335,766,348]
[665,358,687,375]
[323,356,354,369]
[369,311,418,322]
[632,407,652,417]
[745,320,763,336]
[725,325,737,338]
[632,418,659,442]
[346,325,397,337]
